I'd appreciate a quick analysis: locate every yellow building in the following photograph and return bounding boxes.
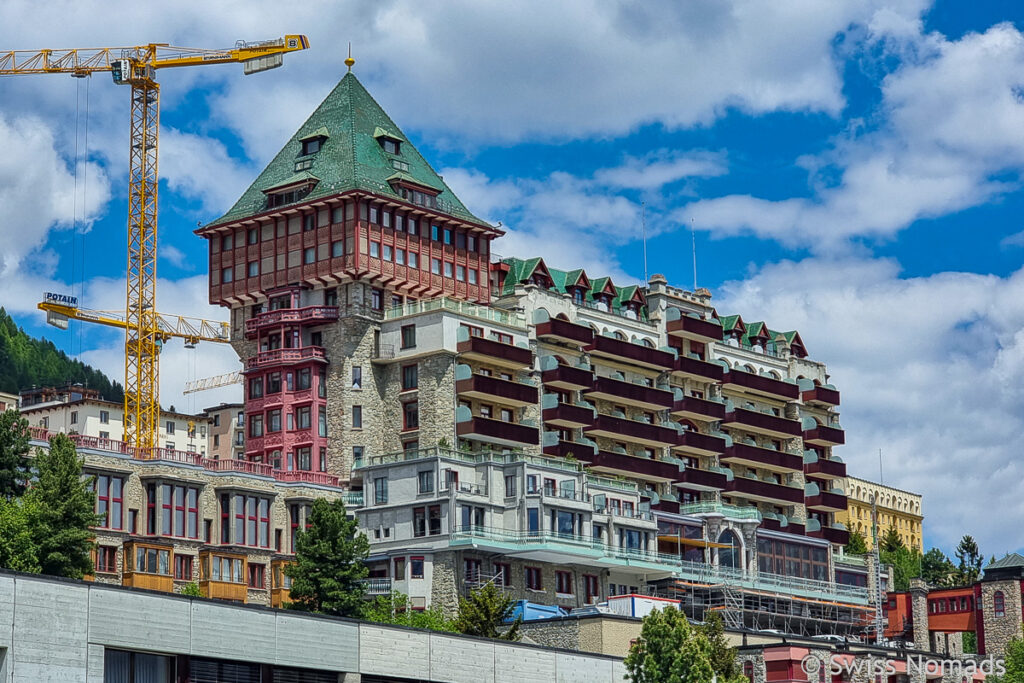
[836,476,923,552]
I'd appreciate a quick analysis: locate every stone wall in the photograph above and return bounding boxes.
[909,578,931,651]
[519,619,582,651]
[980,579,1023,657]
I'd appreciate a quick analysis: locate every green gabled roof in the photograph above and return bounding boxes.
[988,553,1024,570]
[500,257,544,295]
[209,72,485,227]
[718,315,745,334]
[261,171,319,194]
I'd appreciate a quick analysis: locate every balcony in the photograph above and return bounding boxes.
[672,430,727,457]
[721,442,802,473]
[273,470,340,487]
[806,489,847,512]
[540,363,593,390]
[543,439,597,460]
[674,467,728,492]
[244,306,339,337]
[587,451,682,482]
[457,336,532,369]
[671,396,726,422]
[584,376,673,411]
[456,374,538,407]
[803,455,846,480]
[535,317,594,346]
[759,516,805,535]
[201,579,249,602]
[585,335,675,371]
[673,355,724,383]
[804,424,845,447]
[585,414,678,448]
[802,385,840,407]
[666,314,723,343]
[245,346,326,370]
[723,408,802,439]
[725,476,804,505]
[722,370,799,401]
[810,525,850,545]
[457,416,539,447]
[360,578,394,596]
[543,401,596,428]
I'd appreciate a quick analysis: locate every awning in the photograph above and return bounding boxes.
[657,535,732,549]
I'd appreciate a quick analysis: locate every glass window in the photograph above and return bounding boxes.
[414,507,426,537]
[411,557,424,578]
[352,405,362,428]
[428,505,441,535]
[352,365,362,389]
[374,477,388,505]
[401,325,416,349]
[402,364,418,390]
[418,470,434,494]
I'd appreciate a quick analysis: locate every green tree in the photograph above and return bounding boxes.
[845,530,869,556]
[987,636,1024,683]
[962,631,978,655]
[955,535,983,586]
[881,546,923,591]
[0,410,31,500]
[624,606,718,683]
[921,548,956,587]
[454,582,521,640]
[285,498,369,617]
[0,497,40,572]
[26,434,100,578]
[180,582,202,597]
[881,526,904,553]
[699,610,741,682]
[366,591,456,632]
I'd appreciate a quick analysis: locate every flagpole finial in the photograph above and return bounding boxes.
[345,43,355,72]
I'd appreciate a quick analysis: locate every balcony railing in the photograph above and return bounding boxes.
[722,370,800,400]
[674,467,728,492]
[584,376,674,411]
[245,346,326,370]
[456,374,538,407]
[585,414,678,448]
[721,442,802,473]
[666,314,723,343]
[803,455,846,479]
[805,489,847,512]
[810,525,850,546]
[244,306,339,336]
[671,395,726,422]
[354,446,584,473]
[673,355,724,382]
[456,416,539,446]
[535,317,594,346]
[804,424,845,446]
[540,363,594,390]
[457,336,533,369]
[723,408,802,438]
[343,491,365,507]
[678,501,762,522]
[542,439,597,460]
[585,335,675,371]
[725,476,804,505]
[386,296,527,329]
[587,451,682,482]
[802,385,840,407]
[673,430,728,456]
[273,470,340,487]
[359,578,393,596]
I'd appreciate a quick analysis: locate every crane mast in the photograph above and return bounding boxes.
[2,36,309,451]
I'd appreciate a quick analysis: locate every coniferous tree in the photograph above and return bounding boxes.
[955,535,983,586]
[921,548,956,587]
[845,530,869,556]
[624,606,720,683]
[366,591,456,632]
[285,498,370,617]
[0,497,40,572]
[0,410,31,499]
[26,434,100,578]
[699,610,740,681]
[454,582,521,640]
[881,526,904,553]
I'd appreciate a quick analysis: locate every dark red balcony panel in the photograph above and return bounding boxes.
[666,315,723,343]
[542,402,596,428]
[810,525,850,546]
[673,356,725,382]
[672,396,726,422]
[723,370,799,400]
[806,490,847,512]
[651,500,680,514]
[673,430,727,457]
[721,443,802,473]
[457,336,533,370]
[804,424,845,447]
[244,306,339,338]
[456,374,538,408]
[584,414,678,448]
[723,408,802,439]
[588,451,681,482]
[456,417,539,447]
[585,335,675,371]
[759,517,805,535]
[245,347,327,370]
[725,476,804,505]
[584,376,673,411]
[675,467,728,492]
[802,385,841,407]
[543,440,596,460]
[803,457,846,480]
[540,364,594,391]
[536,318,594,346]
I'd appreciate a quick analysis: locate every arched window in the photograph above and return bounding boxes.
[994,591,1005,618]
[718,530,740,569]
[641,338,655,348]
[743,661,754,683]
[613,331,626,341]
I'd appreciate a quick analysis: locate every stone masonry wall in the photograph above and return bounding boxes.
[980,580,1023,657]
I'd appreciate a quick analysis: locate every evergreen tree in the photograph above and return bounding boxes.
[624,606,721,683]
[881,526,904,553]
[454,582,521,640]
[0,497,40,572]
[366,591,456,632]
[845,530,869,555]
[921,548,956,587]
[26,434,100,578]
[699,610,740,681]
[881,546,923,591]
[954,535,983,586]
[0,410,31,499]
[987,637,1024,683]
[285,498,370,617]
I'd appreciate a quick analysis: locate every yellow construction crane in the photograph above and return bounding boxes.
[2,36,309,451]
[38,299,231,347]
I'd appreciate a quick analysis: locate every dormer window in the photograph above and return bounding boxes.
[381,138,400,154]
[302,138,321,156]
[391,159,410,172]
[297,127,329,158]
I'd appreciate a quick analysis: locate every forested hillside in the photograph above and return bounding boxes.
[0,307,124,402]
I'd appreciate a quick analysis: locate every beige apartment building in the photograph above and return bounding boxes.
[836,475,923,551]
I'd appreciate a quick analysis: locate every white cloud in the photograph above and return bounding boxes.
[160,244,190,270]
[159,127,258,216]
[715,256,1024,555]
[593,150,728,191]
[1001,229,1024,248]
[681,23,1024,250]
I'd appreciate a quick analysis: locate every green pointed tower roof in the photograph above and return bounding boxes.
[208,72,487,227]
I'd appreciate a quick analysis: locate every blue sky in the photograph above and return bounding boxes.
[2,0,1024,557]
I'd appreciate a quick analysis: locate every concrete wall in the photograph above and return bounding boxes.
[0,571,627,683]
